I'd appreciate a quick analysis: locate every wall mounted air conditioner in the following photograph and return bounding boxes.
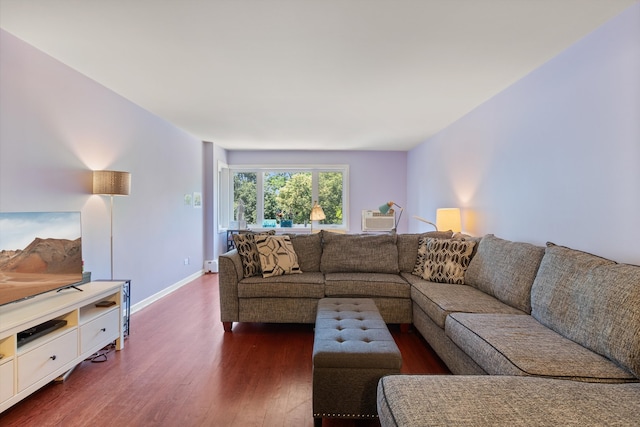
[362,210,395,232]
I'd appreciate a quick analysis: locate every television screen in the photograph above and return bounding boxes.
[0,211,83,306]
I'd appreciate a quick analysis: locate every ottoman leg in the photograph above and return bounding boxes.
[314,416,322,427]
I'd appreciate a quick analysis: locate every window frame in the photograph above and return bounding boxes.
[218,163,349,232]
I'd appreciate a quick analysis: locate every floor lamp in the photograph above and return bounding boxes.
[93,170,131,280]
[413,208,462,233]
[413,215,438,230]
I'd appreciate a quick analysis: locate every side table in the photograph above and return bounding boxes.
[96,279,130,337]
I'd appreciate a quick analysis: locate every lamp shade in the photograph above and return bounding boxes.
[310,201,326,221]
[436,208,461,233]
[93,170,131,195]
[379,202,393,214]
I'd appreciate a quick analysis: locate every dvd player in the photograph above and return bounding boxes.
[17,319,68,347]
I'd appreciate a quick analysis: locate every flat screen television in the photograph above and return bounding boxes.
[0,211,83,307]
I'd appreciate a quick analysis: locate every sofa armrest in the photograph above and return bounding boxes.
[218,250,244,329]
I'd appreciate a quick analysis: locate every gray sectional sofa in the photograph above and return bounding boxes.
[219,230,453,331]
[377,375,640,426]
[219,231,640,425]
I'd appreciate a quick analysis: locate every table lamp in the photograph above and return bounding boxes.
[436,208,461,233]
[310,201,326,233]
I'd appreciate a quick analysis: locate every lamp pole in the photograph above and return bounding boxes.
[110,194,114,280]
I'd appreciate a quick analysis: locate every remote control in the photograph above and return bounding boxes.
[95,300,116,307]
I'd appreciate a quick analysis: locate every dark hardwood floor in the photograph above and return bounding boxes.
[0,274,449,426]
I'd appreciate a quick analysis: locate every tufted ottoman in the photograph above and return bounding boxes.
[313,298,402,427]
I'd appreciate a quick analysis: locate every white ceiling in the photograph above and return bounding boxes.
[0,0,636,151]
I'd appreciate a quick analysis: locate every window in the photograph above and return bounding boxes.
[219,164,349,231]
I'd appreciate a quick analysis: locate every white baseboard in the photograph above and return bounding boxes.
[130,270,204,315]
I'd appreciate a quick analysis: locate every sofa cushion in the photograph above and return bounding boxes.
[284,232,322,272]
[419,238,476,284]
[320,232,399,274]
[446,313,637,382]
[232,230,276,278]
[397,231,452,273]
[324,273,411,298]
[255,235,302,278]
[531,243,640,378]
[410,279,524,328]
[238,272,325,298]
[377,375,640,427]
[464,234,544,313]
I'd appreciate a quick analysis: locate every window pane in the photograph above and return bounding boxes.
[228,166,347,230]
[264,172,287,222]
[318,172,343,225]
[233,172,256,225]
[265,172,312,226]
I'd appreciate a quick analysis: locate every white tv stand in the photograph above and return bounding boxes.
[0,281,126,413]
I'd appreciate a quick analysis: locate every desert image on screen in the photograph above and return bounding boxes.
[0,212,82,306]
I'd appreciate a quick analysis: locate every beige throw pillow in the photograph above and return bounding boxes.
[255,235,302,278]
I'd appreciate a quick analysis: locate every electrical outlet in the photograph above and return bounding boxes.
[184,258,189,265]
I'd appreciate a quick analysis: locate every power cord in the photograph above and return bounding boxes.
[84,342,115,363]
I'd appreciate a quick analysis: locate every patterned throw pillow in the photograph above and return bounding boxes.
[255,235,302,278]
[412,237,430,277]
[420,238,476,284]
[232,230,276,278]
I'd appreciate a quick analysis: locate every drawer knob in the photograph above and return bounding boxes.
[50,355,57,361]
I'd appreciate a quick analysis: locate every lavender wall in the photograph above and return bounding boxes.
[407,4,640,264]
[226,150,408,236]
[0,30,205,305]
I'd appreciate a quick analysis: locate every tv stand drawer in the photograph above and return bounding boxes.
[17,330,78,392]
[0,360,14,404]
[80,308,119,355]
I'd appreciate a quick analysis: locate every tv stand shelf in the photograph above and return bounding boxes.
[0,281,125,413]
